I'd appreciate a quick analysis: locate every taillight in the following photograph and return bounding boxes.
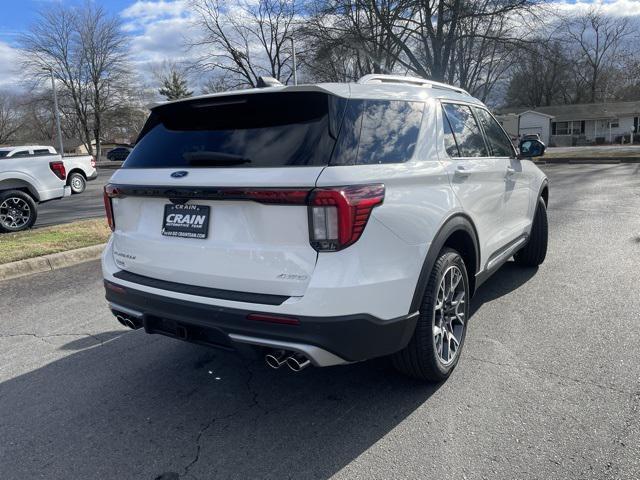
[308,184,384,251]
[91,157,96,168]
[49,161,66,180]
[103,184,120,231]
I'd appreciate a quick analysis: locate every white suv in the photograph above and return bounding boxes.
[102,75,548,381]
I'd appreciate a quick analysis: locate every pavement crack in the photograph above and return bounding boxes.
[180,363,262,479]
[467,354,633,395]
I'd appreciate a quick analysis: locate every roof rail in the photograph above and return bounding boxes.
[357,74,470,96]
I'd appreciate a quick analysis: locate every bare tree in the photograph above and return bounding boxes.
[362,0,538,83]
[564,7,632,103]
[77,3,129,158]
[189,0,298,88]
[505,41,573,107]
[301,0,408,82]
[0,92,22,145]
[20,1,129,158]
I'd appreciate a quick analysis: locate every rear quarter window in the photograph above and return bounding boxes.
[332,99,424,165]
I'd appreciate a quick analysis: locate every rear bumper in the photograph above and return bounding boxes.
[87,169,98,181]
[104,280,418,364]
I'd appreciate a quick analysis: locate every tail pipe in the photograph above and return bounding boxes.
[264,350,312,372]
[115,313,142,330]
[286,353,311,372]
[265,350,288,369]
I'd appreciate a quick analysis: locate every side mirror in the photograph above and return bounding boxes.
[518,139,546,158]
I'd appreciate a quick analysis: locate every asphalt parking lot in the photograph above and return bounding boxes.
[1,164,639,479]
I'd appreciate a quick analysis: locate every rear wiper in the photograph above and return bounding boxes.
[183,151,251,166]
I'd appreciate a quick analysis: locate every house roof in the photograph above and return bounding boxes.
[519,110,555,119]
[499,100,640,122]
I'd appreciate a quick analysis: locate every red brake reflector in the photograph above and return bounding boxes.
[247,313,300,326]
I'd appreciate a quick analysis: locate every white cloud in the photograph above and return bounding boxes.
[0,41,22,90]
[122,0,189,23]
[551,0,640,17]
[121,0,197,83]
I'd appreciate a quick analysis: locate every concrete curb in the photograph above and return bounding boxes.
[0,243,106,282]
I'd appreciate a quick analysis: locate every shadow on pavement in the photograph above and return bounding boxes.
[0,327,441,479]
[470,261,538,316]
[0,260,542,479]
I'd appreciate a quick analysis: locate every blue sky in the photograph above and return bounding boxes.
[1,1,132,42]
[1,0,639,90]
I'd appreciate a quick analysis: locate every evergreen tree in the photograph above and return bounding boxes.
[158,70,193,100]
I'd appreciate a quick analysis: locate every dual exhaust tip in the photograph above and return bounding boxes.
[116,312,311,372]
[265,350,311,372]
[115,313,141,330]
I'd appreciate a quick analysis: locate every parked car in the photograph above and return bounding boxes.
[0,145,73,232]
[102,74,548,381]
[20,146,97,194]
[107,147,131,161]
[521,133,541,141]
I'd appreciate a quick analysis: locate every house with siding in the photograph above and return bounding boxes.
[496,101,640,147]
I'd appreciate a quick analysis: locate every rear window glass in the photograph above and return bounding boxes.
[0,151,9,158]
[124,92,338,168]
[332,99,424,165]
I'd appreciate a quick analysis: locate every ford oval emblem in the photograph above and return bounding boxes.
[171,171,188,178]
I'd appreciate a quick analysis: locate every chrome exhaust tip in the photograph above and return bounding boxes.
[286,354,311,372]
[116,314,141,330]
[265,350,287,369]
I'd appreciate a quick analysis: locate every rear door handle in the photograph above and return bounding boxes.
[454,166,474,177]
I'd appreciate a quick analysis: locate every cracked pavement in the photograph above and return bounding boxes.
[1,164,639,479]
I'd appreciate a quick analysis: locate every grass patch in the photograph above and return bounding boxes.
[0,218,110,264]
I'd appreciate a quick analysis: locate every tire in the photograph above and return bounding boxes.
[68,172,86,194]
[514,196,548,267]
[0,190,38,233]
[392,248,470,381]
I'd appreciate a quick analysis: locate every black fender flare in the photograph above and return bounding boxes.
[409,213,480,314]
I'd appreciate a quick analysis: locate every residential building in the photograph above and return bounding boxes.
[496,100,640,147]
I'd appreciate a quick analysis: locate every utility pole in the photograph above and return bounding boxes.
[285,36,297,85]
[43,67,64,156]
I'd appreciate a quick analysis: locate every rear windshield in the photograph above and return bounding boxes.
[124,92,425,169]
[124,92,338,168]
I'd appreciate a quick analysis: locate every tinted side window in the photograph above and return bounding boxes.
[442,103,488,157]
[11,150,31,158]
[442,107,460,157]
[33,149,52,156]
[357,100,423,164]
[474,108,514,157]
[331,99,424,165]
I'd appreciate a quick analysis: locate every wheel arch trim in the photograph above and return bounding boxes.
[409,213,480,314]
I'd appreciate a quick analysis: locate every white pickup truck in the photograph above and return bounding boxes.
[0,145,96,232]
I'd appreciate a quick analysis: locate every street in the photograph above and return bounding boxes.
[1,164,639,479]
[35,169,114,227]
